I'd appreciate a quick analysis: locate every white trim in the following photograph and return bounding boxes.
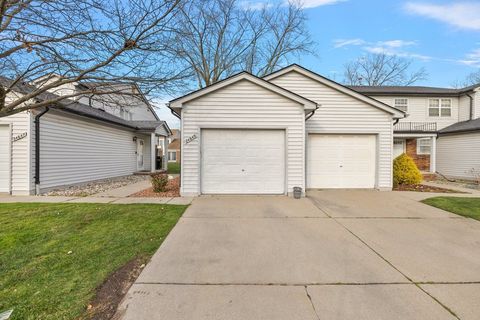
[264,65,406,119]
[393,98,409,113]
[416,137,432,155]
[393,133,437,138]
[0,123,12,194]
[428,98,452,118]
[150,133,156,172]
[170,72,318,111]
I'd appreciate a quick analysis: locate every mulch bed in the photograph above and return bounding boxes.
[87,257,146,320]
[394,184,465,193]
[130,177,180,197]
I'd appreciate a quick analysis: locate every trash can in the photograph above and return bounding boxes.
[293,187,302,199]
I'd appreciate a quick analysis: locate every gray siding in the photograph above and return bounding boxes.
[0,112,32,194]
[35,111,148,190]
[270,70,394,190]
[181,79,305,196]
[437,133,480,180]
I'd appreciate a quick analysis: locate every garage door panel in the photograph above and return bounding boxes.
[308,134,376,189]
[201,129,285,194]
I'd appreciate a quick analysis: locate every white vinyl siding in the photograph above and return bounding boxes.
[374,96,459,130]
[269,70,394,190]
[0,125,11,193]
[437,133,480,180]
[0,112,31,194]
[181,79,305,196]
[34,111,149,190]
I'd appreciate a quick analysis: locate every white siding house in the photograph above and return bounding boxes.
[169,65,404,196]
[0,77,171,195]
[437,132,480,180]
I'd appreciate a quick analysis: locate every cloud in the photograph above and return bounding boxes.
[333,38,366,48]
[240,1,272,10]
[405,2,480,31]
[300,0,347,8]
[458,48,480,66]
[333,38,431,60]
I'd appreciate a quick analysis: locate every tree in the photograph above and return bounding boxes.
[343,53,428,86]
[0,0,189,117]
[464,70,480,86]
[172,0,314,88]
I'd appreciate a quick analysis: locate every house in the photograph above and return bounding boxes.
[0,77,171,195]
[169,64,405,196]
[168,138,181,163]
[350,83,480,179]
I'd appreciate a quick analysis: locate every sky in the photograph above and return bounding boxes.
[157,0,480,128]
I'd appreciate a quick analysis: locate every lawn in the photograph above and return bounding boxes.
[422,197,480,221]
[168,162,181,174]
[0,203,187,320]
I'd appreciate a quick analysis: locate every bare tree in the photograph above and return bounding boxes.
[464,70,480,86]
[172,0,313,88]
[343,53,428,86]
[0,0,190,117]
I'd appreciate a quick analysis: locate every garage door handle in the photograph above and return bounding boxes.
[339,165,343,168]
[242,169,245,172]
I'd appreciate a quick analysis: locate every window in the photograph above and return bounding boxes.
[429,98,451,117]
[417,138,431,155]
[168,151,176,161]
[394,98,408,112]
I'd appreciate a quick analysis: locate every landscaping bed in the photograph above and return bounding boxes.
[0,202,187,320]
[43,175,150,197]
[393,184,464,193]
[130,177,180,197]
[422,197,480,221]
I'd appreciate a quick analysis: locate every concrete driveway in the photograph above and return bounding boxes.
[116,191,480,320]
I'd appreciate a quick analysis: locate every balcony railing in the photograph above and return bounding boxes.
[394,122,437,133]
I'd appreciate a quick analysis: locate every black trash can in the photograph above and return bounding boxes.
[293,187,302,199]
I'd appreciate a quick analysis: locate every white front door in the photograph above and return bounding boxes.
[308,134,376,189]
[136,139,144,171]
[201,129,285,194]
[0,125,11,193]
[393,139,405,159]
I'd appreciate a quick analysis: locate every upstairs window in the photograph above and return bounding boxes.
[394,98,408,112]
[429,98,451,117]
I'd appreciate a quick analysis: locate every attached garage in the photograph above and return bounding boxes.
[169,65,404,197]
[201,129,285,194]
[307,134,376,189]
[0,125,11,193]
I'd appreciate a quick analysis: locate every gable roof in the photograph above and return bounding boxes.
[349,84,480,96]
[168,138,180,150]
[264,64,406,119]
[168,71,318,114]
[439,118,480,135]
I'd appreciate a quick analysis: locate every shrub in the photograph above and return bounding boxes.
[393,153,422,186]
[151,173,169,192]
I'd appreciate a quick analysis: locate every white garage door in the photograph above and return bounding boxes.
[201,129,285,194]
[308,134,376,189]
[0,125,11,193]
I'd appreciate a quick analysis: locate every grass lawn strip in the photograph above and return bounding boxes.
[422,197,480,221]
[167,162,180,174]
[0,202,186,320]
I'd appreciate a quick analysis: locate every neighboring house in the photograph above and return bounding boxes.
[350,84,480,179]
[168,138,181,163]
[169,64,405,196]
[0,77,171,195]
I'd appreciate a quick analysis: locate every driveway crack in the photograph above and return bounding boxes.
[304,286,321,320]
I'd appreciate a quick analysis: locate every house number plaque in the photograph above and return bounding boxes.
[12,132,27,142]
[185,134,197,145]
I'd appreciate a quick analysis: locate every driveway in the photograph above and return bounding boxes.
[116,191,480,320]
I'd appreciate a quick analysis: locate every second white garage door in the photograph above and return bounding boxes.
[201,129,285,194]
[308,134,376,189]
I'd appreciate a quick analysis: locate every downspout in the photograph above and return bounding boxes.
[305,105,320,121]
[466,93,474,120]
[34,107,50,195]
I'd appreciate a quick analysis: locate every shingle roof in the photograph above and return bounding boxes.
[439,118,480,135]
[348,84,480,96]
[1,76,166,132]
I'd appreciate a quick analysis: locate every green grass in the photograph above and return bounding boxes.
[0,203,187,320]
[422,197,480,221]
[168,162,180,174]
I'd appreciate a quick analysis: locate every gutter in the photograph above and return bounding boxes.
[166,103,181,119]
[466,93,474,120]
[34,107,49,195]
[305,105,319,121]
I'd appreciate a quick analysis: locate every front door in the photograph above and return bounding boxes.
[137,139,145,171]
